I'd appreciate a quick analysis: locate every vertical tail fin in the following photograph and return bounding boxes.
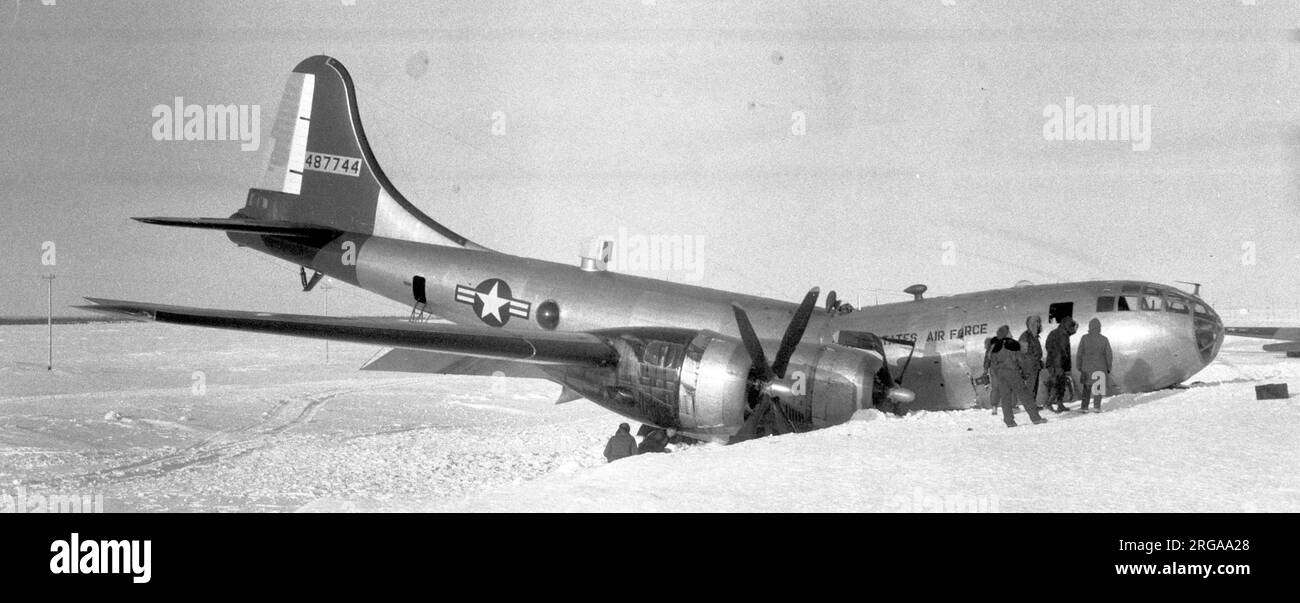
[248,55,486,250]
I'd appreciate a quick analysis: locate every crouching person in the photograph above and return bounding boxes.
[603,423,639,462]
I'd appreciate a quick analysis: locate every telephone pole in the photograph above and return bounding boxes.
[322,280,331,362]
[41,274,54,370]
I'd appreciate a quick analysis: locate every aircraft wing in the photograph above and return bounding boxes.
[1224,326,1300,340]
[77,298,619,367]
[360,348,552,378]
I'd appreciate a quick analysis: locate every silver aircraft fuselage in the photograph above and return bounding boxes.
[238,230,1226,413]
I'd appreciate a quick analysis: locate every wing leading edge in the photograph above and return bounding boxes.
[77,298,619,367]
[1224,326,1300,341]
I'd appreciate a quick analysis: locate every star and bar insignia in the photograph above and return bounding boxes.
[454,278,531,327]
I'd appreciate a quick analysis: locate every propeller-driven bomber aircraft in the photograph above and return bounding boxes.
[83,56,1227,442]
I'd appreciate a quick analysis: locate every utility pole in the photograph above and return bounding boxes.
[322,280,331,362]
[41,274,54,370]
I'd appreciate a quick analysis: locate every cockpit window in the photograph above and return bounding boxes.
[1096,296,1115,312]
[1141,287,1164,311]
[1121,284,1140,293]
[1166,296,1190,314]
[1193,303,1211,318]
[1117,295,1139,311]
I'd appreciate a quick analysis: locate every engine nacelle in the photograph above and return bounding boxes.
[675,331,752,437]
[759,342,883,429]
[677,331,884,438]
[568,327,886,441]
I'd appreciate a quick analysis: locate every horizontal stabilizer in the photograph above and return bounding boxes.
[133,217,341,238]
[1262,341,1300,353]
[77,298,619,367]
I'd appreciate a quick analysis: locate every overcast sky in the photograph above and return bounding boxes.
[2,1,1298,319]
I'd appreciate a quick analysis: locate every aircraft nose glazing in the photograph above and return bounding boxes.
[1193,307,1224,364]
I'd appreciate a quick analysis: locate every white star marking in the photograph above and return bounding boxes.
[476,282,510,323]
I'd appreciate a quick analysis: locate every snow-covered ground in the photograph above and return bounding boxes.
[1,323,1296,512]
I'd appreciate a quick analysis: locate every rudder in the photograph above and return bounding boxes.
[249,55,484,249]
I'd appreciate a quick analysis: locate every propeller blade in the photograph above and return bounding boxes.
[771,287,820,379]
[767,397,798,435]
[731,303,774,381]
[734,396,772,442]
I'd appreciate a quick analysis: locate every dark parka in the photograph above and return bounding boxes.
[1076,318,1113,375]
[603,425,639,462]
[1044,319,1075,372]
[1019,327,1043,372]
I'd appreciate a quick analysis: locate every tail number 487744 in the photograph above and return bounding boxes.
[303,152,362,177]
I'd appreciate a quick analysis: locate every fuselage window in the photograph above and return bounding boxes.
[1117,295,1139,311]
[1049,302,1074,323]
[412,275,428,304]
[1096,296,1115,312]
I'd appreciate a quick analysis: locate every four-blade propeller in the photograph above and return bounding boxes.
[730,287,822,441]
[731,287,915,441]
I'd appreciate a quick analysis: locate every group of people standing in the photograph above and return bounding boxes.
[983,314,1114,428]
